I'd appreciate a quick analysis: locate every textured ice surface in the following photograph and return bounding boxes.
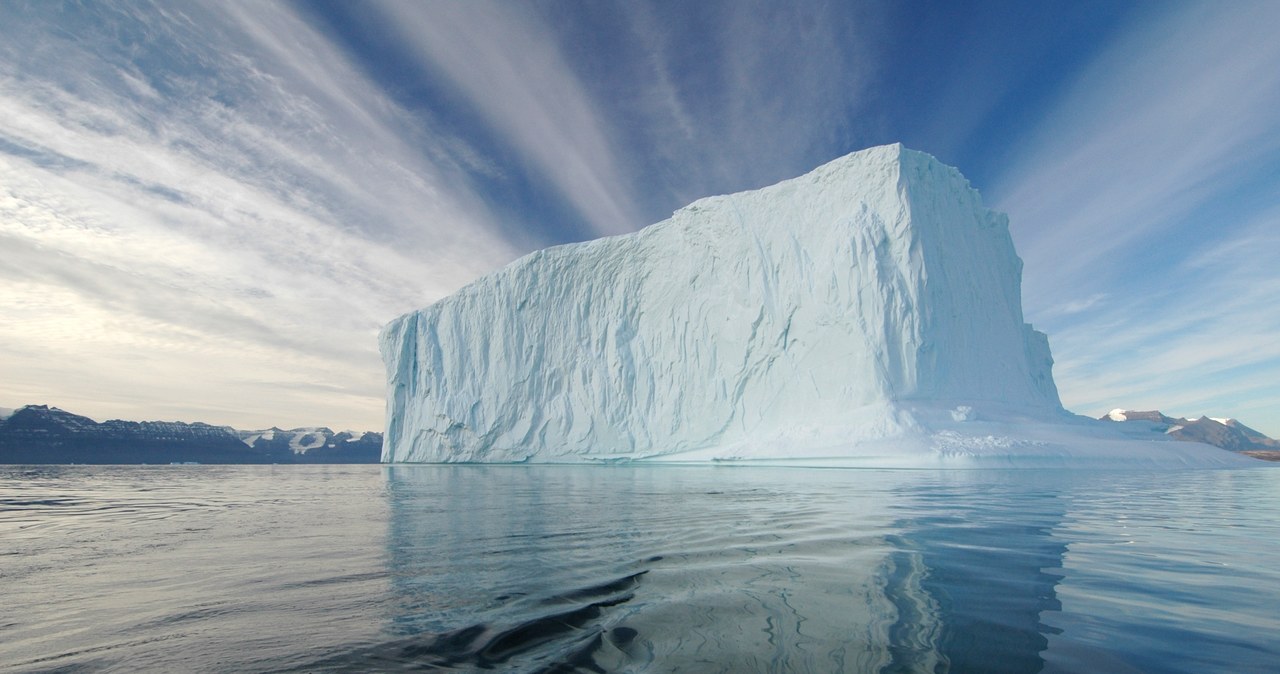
[381,145,1253,467]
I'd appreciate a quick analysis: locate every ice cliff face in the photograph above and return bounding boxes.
[379,144,1083,464]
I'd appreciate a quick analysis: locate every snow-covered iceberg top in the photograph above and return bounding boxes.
[380,144,1254,468]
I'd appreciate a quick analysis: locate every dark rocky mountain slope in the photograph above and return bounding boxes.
[0,405,381,464]
[1100,409,1280,461]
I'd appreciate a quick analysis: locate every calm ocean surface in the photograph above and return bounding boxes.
[2,464,1278,673]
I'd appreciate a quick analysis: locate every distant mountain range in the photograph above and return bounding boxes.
[0,405,382,464]
[3,403,1274,465]
[1101,409,1280,461]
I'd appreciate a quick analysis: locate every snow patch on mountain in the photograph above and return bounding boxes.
[237,427,350,454]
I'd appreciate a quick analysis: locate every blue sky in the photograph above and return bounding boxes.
[1,1,1278,435]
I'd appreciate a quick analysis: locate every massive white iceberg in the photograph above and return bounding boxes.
[380,144,1254,467]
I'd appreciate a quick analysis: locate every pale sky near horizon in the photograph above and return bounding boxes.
[2,1,1278,436]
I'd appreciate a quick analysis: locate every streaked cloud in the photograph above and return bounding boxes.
[367,1,644,238]
[1047,205,1280,424]
[0,1,518,429]
[1042,293,1109,318]
[994,1,1280,433]
[363,1,879,238]
[998,2,1280,307]
[612,1,878,208]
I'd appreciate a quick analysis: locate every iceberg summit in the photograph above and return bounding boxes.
[381,144,1251,467]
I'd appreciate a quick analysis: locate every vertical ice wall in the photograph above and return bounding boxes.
[380,144,1062,463]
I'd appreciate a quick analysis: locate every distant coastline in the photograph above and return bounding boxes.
[1100,409,1280,462]
[0,405,381,464]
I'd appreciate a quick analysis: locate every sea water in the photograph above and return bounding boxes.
[2,464,1278,673]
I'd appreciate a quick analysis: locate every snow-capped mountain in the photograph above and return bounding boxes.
[1213,417,1280,447]
[0,404,382,464]
[236,426,385,461]
[1101,409,1279,457]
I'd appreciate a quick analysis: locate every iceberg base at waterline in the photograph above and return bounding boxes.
[384,399,1255,468]
[644,402,1258,468]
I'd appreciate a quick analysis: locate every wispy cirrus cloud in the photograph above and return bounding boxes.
[366,1,645,238]
[1036,293,1110,319]
[614,1,879,208]
[0,1,518,429]
[992,0,1280,433]
[997,1,1280,308]
[365,1,882,236]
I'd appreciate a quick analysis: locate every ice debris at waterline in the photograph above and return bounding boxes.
[380,144,1253,468]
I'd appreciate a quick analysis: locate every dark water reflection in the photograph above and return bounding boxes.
[2,465,1278,672]
[881,484,1066,673]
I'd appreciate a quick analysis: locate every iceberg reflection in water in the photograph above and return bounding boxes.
[2,464,1277,672]
[344,465,1277,673]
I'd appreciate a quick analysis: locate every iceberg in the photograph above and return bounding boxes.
[380,144,1254,467]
